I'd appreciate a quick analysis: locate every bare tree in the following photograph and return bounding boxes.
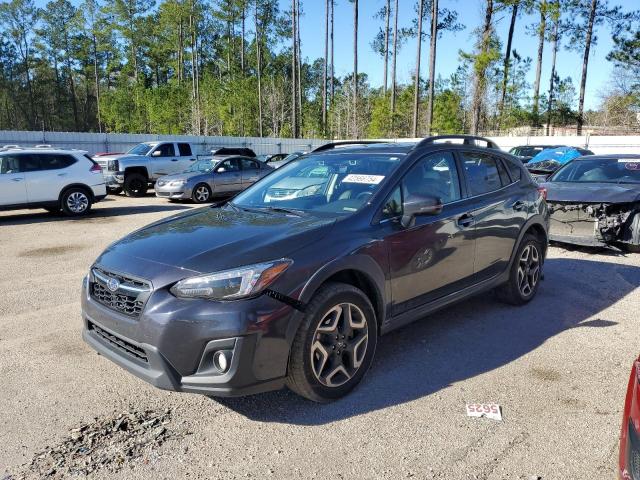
[412,0,425,137]
[545,0,560,135]
[425,0,438,135]
[390,0,399,121]
[291,0,297,137]
[322,0,329,135]
[498,0,521,123]
[383,0,390,95]
[353,0,358,137]
[532,0,548,123]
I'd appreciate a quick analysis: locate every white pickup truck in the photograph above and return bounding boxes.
[94,141,201,197]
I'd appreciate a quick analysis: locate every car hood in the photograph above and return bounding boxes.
[543,181,640,204]
[158,172,208,183]
[95,207,336,281]
[269,177,324,189]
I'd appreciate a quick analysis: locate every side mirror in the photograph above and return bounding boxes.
[216,167,226,173]
[151,150,162,157]
[401,194,443,228]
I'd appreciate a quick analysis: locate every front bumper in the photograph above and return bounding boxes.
[81,274,296,397]
[155,183,192,200]
[103,172,124,188]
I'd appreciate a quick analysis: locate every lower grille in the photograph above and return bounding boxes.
[156,191,172,197]
[90,268,151,318]
[88,322,148,363]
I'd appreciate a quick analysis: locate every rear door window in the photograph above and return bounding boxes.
[219,159,240,172]
[19,155,41,172]
[461,152,505,196]
[240,158,260,170]
[38,154,76,170]
[503,159,522,182]
[178,143,192,156]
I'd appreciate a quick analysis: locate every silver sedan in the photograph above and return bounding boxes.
[155,156,272,203]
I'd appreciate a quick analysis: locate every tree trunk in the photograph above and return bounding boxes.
[532,2,547,123]
[92,33,102,133]
[322,0,329,135]
[425,0,438,135]
[353,0,358,137]
[64,30,79,131]
[545,2,559,136]
[471,0,493,135]
[412,0,424,138]
[241,2,246,76]
[498,2,518,124]
[296,0,302,134]
[390,0,399,118]
[255,0,263,137]
[291,0,297,137]
[383,0,390,96]
[577,0,597,135]
[330,0,334,104]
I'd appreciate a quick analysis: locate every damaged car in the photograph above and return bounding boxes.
[540,154,640,252]
[526,146,594,182]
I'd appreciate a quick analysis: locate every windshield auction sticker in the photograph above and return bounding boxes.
[342,174,385,184]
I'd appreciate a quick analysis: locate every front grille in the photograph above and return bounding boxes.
[90,268,151,318]
[88,322,148,363]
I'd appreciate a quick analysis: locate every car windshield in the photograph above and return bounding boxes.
[186,159,216,173]
[550,158,640,184]
[231,152,404,216]
[282,152,303,162]
[127,143,153,155]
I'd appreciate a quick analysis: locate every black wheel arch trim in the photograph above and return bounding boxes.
[508,215,549,271]
[296,254,387,329]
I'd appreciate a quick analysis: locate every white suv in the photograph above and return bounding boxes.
[0,147,107,216]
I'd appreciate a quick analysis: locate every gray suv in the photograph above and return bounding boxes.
[82,136,549,402]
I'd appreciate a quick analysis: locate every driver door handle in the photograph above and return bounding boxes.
[171,158,178,162]
[457,213,474,228]
[11,177,23,182]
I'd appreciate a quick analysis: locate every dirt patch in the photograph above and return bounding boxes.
[17,408,175,478]
[530,367,561,382]
[18,246,86,258]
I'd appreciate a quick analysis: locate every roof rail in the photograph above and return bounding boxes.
[34,144,53,148]
[311,140,388,153]
[415,135,500,150]
[1,144,21,150]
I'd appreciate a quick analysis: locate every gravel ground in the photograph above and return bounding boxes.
[1,194,639,480]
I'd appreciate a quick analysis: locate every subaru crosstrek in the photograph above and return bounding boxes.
[81,136,549,402]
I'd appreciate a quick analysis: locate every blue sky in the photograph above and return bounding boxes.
[291,0,639,110]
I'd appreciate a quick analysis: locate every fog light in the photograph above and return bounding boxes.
[213,350,230,373]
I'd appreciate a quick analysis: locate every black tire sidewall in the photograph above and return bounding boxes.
[192,183,212,203]
[292,285,378,401]
[124,174,148,197]
[61,188,92,216]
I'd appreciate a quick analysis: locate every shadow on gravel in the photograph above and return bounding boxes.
[217,257,640,425]
[0,203,192,226]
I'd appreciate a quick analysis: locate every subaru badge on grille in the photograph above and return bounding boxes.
[107,277,120,292]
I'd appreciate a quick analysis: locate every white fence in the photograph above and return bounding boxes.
[0,130,639,156]
[0,131,326,156]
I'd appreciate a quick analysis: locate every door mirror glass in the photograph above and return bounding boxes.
[401,194,443,228]
[216,167,226,173]
[151,150,162,157]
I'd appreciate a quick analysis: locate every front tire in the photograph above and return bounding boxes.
[496,233,543,305]
[287,282,378,402]
[123,173,148,197]
[60,188,92,216]
[192,183,212,204]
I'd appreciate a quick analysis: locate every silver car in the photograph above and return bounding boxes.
[155,156,272,203]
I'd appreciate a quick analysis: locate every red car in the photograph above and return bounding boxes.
[620,355,640,479]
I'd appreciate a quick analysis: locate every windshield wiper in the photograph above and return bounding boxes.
[260,206,307,216]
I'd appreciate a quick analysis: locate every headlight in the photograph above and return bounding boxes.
[170,259,292,300]
[295,184,322,198]
[169,180,187,187]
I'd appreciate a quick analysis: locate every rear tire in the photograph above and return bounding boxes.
[496,233,544,305]
[60,188,92,217]
[287,282,378,402]
[123,173,148,197]
[192,183,212,204]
